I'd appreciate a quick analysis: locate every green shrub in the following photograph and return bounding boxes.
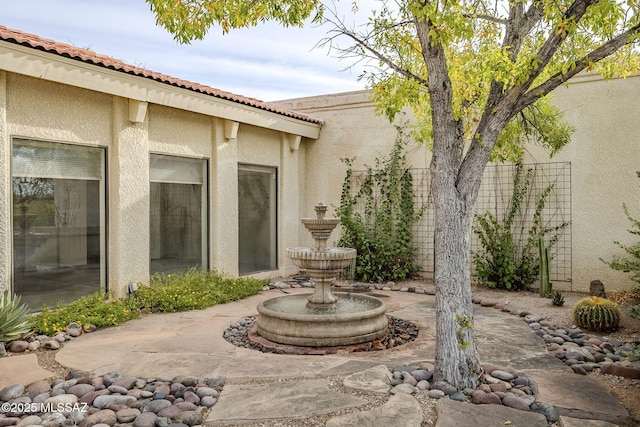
[630,305,640,321]
[472,164,568,290]
[30,292,141,335]
[572,296,621,332]
[336,127,424,283]
[0,291,32,343]
[132,269,267,312]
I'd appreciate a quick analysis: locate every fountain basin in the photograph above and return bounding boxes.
[256,293,388,346]
[286,247,356,280]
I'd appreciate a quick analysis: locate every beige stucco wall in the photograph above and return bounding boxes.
[149,105,213,157]
[0,71,10,295]
[276,76,640,294]
[0,70,316,301]
[7,75,112,144]
[109,97,150,298]
[526,73,640,293]
[273,91,432,249]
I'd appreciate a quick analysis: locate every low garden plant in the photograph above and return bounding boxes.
[573,296,621,332]
[29,269,267,335]
[616,343,640,362]
[133,268,268,313]
[30,292,141,335]
[551,290,565,307]
[0,290,32,343]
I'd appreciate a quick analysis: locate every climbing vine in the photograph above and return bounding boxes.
[472,164,569,290]
[336,127,424,283]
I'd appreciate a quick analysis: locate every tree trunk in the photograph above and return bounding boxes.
[431,163,483,390]
[413,12,484,390]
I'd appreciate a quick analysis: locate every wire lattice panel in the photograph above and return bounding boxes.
[348,162,572,286]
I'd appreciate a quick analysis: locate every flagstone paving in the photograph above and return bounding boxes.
[0,288,633,426]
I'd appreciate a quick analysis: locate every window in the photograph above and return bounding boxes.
[12,139,106,310]
[238,164,277,274]
[150,154,208,274]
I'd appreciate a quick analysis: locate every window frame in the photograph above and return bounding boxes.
[149,152,209,274]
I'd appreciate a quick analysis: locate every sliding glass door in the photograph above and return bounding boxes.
[238,164,277,275]
[150,154,208,274]
[12,139,106,310]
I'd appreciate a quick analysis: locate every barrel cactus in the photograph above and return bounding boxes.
[572,297,621,332]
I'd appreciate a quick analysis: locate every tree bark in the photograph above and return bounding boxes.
[431,162,483,389]
[413,11,484,390]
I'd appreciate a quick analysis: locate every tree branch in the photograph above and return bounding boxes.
[502,0,544,61]
[319,13,428,86]
[414,14,465,176]
[464,13,507,25]
[473,0,545,152]
[516,22,640,110]
[520,0,599,91]
[469,0,599,167]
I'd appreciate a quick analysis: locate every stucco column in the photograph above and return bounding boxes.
[210,118,239,276]
[0,71,9,294]
[108,97,150,298]
[279,132,302,276]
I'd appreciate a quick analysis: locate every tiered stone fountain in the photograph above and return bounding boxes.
[256,202,388,347]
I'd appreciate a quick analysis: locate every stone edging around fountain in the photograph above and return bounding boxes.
[223,315,419,355]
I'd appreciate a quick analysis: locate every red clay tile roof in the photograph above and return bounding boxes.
[0,25,322,125]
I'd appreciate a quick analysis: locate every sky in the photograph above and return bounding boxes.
[2,0,374,102]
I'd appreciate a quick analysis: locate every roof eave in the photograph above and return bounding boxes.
[0,40,322,139]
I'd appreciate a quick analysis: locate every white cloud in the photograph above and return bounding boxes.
[2,0,375,101]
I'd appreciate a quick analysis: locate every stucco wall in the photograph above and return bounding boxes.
[7,74,112,144]
[109,97,149,298]
[273,91,432,249]
[0,71,312,301]
[149,104,213,157]
[526,74,640,293]
[0,72,10,295]
[275,76,640,293]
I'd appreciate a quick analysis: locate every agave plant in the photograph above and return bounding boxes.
[0,290,32,343]
[550,290,565,306]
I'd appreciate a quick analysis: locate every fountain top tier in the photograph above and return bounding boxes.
[286,202,356,303]
[301,202,340,251]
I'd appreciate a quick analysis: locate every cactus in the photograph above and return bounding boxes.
[538,237,552,297]
[572,297,621,332]
[551,290,565,306]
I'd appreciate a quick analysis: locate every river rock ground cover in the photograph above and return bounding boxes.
[2,280,640,425]
[469,284,640,422]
